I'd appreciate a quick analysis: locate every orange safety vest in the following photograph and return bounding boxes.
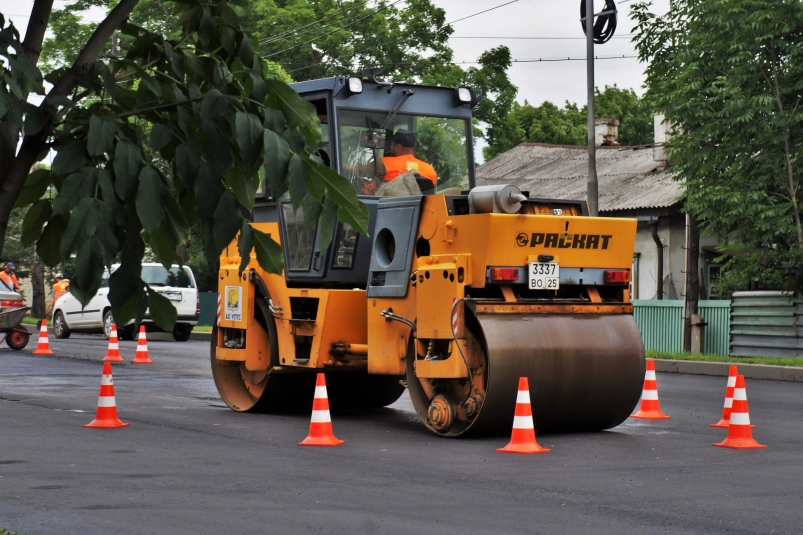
[381,155,437,185]
[52,280,70,305]
[0,271,17,291]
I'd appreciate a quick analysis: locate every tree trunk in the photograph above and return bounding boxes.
[31,252,46,319]
[683,214,700,352]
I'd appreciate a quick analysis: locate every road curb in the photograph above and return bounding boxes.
[654,359,803,383]
[21,323,211,342]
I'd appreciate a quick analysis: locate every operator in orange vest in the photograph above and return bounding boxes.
[51,273,69,306]
[0,262,19,292]
[362,130,438,194]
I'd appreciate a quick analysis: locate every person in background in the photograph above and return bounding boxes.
[0,262,19,292]
[49,273,70,312]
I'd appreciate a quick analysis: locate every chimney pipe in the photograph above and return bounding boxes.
[595,118,619,146]
[651,220,664,300]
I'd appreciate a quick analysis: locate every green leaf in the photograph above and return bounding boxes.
[36,214,68,267]
[304,157,369,235]
[213,190,243,251]
[52,140,88,176]
[198,6,215,47]
[13,169,51,208]
[265,79,321,148]
[263,128,290,198]
[287,153,307,210]
[52,167,98,215]
[237,33,255,68]
[70,237,105,306]
[150,123,173,151]
[237,220,254,274]
[263,107,286,134]
[148,288,178,331]
[225,166,258,211]
[200,89,229,122]
[302,194,322,238]
[136,166,167,234]
[21,199,52,246]
[235,111,263,166]
[23,105,44,135]
[316,195,339,254]
[195,163,223,220]
[87,115,119,157]
[114,141,144,201]
[97,169,123,222]
[174,139,201,188]
[109,258,145,325]
[60,197,102,258]
[253,228,284,274]
[147,228,179,270]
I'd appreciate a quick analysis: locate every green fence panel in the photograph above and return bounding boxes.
[198,292,217,326]
[633,300,731,356]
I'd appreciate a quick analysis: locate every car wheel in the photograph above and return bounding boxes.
[172,324,192,342]
[6,330,30,350]
[119,326,136,341]
[53,311,71,339]
[103,310,114,339]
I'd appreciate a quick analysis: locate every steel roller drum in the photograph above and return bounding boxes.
[465,314,645,435]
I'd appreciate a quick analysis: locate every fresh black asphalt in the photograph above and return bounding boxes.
[1,335,802,534]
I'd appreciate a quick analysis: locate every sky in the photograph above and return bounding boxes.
[2,0,671,159]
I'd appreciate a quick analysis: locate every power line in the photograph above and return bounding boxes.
[259,1,369,46]
[445,0,519,25]
[284,54,638,74]
[265,0,406,58]
[449,34,634,40]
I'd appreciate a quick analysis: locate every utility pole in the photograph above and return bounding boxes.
[585,0,598,217]
[683,214,700,351]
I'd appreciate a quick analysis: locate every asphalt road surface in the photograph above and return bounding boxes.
[1,334,802,534]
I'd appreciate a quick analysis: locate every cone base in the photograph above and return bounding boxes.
[131,358,153,364]
[102,355,124,363]
[32,348,54,355]
[630,410,671,420]
[710,419,754,429]
[496,441,550,454]
[298,435,344,447]
[83,419,129,429]
[713,437,766,449]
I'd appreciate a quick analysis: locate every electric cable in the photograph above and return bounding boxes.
[445,0,519,26]
[259,0,368,45]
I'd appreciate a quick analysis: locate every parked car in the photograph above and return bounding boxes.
[51,263,200,341]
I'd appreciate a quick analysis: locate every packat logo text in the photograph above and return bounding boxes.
[516,233,613,250]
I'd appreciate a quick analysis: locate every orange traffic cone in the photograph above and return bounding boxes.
[630,359,670,419]
[131,325,153,364]
[298,373,344,447]
[711,365,738,428]
[102,323,124,363]
[497,377,550,454]
[714,375,766,449]
[31,320,54,355]
[84,362,129,429]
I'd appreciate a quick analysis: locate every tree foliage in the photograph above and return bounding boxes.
[633,0,803,293]
[484,85,654,160]
[0,0,367,330]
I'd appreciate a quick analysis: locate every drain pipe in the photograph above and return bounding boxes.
[651,220,663,300]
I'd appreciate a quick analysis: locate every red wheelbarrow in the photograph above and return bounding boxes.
[0,307,30,350]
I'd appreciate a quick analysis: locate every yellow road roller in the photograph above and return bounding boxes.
[211,74,645,437]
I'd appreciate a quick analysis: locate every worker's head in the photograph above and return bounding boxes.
[389,129,416,156]
[55,273,64,281]
[4,262,15,273]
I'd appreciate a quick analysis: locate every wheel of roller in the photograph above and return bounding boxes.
[211,283,406,413]
[406,311,645,437]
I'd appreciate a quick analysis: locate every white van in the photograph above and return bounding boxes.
[52,263,199,341]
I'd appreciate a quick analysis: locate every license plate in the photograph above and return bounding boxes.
[162,292,182,301]
[528,262,560,290]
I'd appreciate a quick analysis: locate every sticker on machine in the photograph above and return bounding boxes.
[224,286,242,321]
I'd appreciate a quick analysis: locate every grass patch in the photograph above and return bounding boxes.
[1,528,25,535]
[193,325,213,332]
[21,317,41,325]
[646,350,803,368]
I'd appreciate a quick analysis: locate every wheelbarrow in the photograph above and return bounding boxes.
[0,307,31,350]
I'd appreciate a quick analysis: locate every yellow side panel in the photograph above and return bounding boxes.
[367,296,414,376]
[316,290,368,366]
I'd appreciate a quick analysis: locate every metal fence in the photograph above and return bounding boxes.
[633,300,731,356]
[730,291,802,358]
[198,292,217,326]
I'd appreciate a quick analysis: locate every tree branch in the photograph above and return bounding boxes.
[21,0,54,64]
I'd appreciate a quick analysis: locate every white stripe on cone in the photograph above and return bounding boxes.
[314,386,327,399]
[727,376,736,387]
[108,343,119,350]
[515,390,531,404]
[101,375,113,386]
[310,410,331,423]
[724,398,733,408]
[734,389,747,401]
[642,390,659,400]
[97,396,117,407]
[512,415,534,429]
[645,370,656,380]
[730,412,751,426]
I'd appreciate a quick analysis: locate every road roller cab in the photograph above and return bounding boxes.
[212,74,645,437]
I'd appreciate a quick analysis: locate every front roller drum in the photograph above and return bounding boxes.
[407,313,645,437]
